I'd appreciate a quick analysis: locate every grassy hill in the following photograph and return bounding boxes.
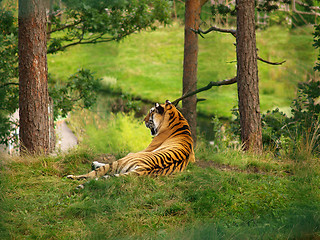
[1,146,319,239]
[48,23,317,117]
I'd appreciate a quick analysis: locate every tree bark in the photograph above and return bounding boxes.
[236,0,263,153]
[182,0,201,144]
[18,0,50,154]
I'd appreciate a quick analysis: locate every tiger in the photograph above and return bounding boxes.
[66,100,195,182]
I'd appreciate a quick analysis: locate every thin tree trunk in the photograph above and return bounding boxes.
[182,0,201,144]
[48,97,56,152]
[236,0,263,153]
[172,0,177,20]
[18,0,50,154]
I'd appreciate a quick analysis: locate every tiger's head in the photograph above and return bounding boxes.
[144,100,174,136]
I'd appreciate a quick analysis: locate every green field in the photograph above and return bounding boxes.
[48,23,317,117]
[1,144,320,239]
[1,109,320,239]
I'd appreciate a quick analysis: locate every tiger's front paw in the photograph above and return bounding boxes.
[66,175,87,180]
[76,184,85,189]
[66,175,76,180]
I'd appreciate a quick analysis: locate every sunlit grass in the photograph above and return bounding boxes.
[1,145,319,239]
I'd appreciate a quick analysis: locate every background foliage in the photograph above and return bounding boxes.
[0,0,170,146]
[0,7,18,145]
[47,0,170,53]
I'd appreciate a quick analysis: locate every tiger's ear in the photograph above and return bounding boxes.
[165,100,172,109]
[155,103,164,114]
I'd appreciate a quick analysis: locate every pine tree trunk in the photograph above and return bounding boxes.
[18,0,50,154]
[236,0,263,153]
[182,0,201,144]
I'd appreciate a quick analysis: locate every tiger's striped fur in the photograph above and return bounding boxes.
[67,100,194,180]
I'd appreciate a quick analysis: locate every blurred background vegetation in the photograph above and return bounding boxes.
[48,23,317,118]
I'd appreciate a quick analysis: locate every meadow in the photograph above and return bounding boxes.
[1,109,320,239]
[1,133,320,239]
[47,23,317,117]
[1,23,320,239]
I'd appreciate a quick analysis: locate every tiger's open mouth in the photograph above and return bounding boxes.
[145,120,157,136]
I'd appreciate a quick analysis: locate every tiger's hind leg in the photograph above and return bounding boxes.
[66,163,112,180]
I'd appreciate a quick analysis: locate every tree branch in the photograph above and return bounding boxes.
[295,0,320,11]
[48,20,84,34]
[53,35,116,52]
[200,0,209,7]
[292,0,320,17]
[276,0,320,17]
[0,82,19,88]
[172,77,237,106]
[257,57,286,65]
[51,27,137,53]
[191,26,236,38]
[192,26,286,66]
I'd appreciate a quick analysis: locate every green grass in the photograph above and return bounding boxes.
[1,147,320,239]
[1,110,319,238]
[48,23,317,118]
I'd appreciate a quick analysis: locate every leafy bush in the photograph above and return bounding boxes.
[261,108,289,151]
[49,68,102,120]
[0,7,18,146]
[230,77,320,157]
[262,79,320,157]
[259,23,320,156]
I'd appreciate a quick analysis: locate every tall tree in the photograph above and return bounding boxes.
[236,0,262,152]
[1,0,170,149]
[182,0,201,144]
[18,0,49,154]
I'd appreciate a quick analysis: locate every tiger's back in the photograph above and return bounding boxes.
[67,100,194,180]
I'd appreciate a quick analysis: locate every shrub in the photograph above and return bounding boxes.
[230,79,320,158]
[264,79,320,157]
